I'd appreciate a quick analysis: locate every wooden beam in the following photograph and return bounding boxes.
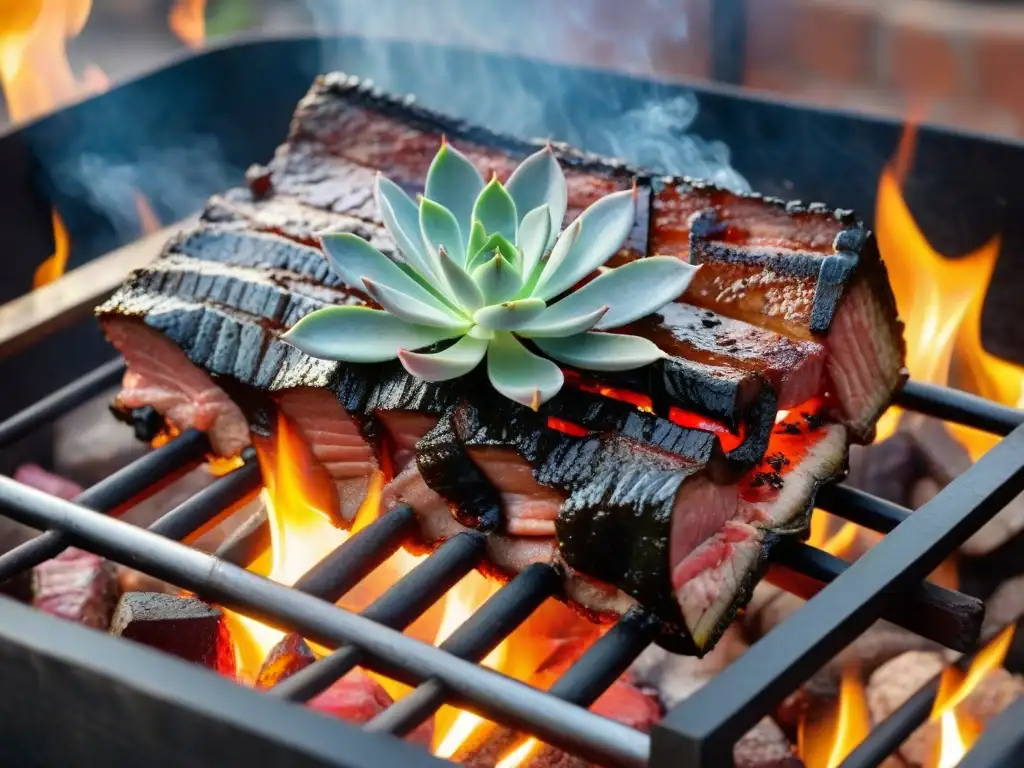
[0,215,198,359]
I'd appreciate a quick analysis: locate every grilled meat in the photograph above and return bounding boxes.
[655,190,906,441]
[97,72,903,653]
[226,73,902,441]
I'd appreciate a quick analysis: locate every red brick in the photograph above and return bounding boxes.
[974,30,1024,118]
[745,0,796,80]
[884,18,964,98]
[790,0,878,84]
[744,67,804,95]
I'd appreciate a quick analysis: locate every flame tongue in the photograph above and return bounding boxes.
[873,123,1023,456]
[798,668,871,768]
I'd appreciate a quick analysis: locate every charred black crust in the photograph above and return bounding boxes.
[108,403,167,442]
[417,412,502,533]
[309,73,644,183]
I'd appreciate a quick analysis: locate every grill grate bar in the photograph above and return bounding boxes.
[271,532,488,703]
[366,563,563,737]
[0,358,124,448]
[815,484,908,533]
[549,610,660,706]
[896,380,1024,436]
[838,622,1019,768]
[770,540,982,651]
[148,454,261,542]
[0,428,209,582]
[293,504,418,602]
[654,421,1024,767]
[0,477,649,767]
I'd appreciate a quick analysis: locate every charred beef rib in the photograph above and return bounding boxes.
[97,73,904,654]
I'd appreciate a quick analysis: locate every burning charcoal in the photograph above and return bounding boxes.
[255,634,432,745]
[732,717,805,768]
[910,477,941,510]
[866,651,1024,768]
[254,632,316,689]
[902,415,972,488]
[14,464,82,499]
[32,547,120,629]
[845,432,923,508]
[632,625,749,708]
[459,679,663,767]
[746,589,806,641]
[981,576,1024,673]
[110,592,235,677]
[962,491,1024,556]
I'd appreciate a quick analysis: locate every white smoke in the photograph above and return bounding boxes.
[51,136,233,239]
[304,0,751,192]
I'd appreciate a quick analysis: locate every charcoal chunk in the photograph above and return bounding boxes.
[109,592,235,677]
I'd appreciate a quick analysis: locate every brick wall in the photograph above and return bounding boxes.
[751,0,1024,137]
[630,0,1024,139]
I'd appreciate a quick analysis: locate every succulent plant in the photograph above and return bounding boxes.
[283,141,699,408]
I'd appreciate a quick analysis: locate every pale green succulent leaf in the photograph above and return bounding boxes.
[419,197,465,269]
[472,252,522,304]
[487,331,565,409]
[533,332,666,371]
[516,305,608,338]
[473,298,546,331]
[542,257,700,331]
[532,188,637,301]
[282,307,459,363]
[470,232,519,272]
[398,334,488,382]
[320,232,452,314]
[531,217,580,297]
[360,279,471,330]
[425,142,485,245]
[436,246,485,312]
[517,204,551,283]
[466,219,488,266]
[375,177,434,277]
[505,146,567,248]
[396,262,463,315]
[471,177,518,244]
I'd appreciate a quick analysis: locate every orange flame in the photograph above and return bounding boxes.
[497,738,540,768]
[929,625,1016,766]
[0,1,163,285]
[873,123,1022,457]
[134,192,161,236]
[799,668,872,768]
[32,208,69,287]
[169,0,206,49]
[217,413,567,755]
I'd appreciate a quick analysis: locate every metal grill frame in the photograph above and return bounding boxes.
[0,28,1023,768]
[0,362,1022,767]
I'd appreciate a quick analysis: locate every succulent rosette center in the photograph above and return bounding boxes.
[283,140,700,408]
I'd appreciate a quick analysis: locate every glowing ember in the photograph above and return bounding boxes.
[168,0,205,49]
[496,737,540,768]
[798,668,871,768]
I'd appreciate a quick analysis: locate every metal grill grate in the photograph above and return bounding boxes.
[0,360,1022,767]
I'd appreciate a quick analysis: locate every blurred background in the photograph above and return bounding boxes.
[3,0,1024,139]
